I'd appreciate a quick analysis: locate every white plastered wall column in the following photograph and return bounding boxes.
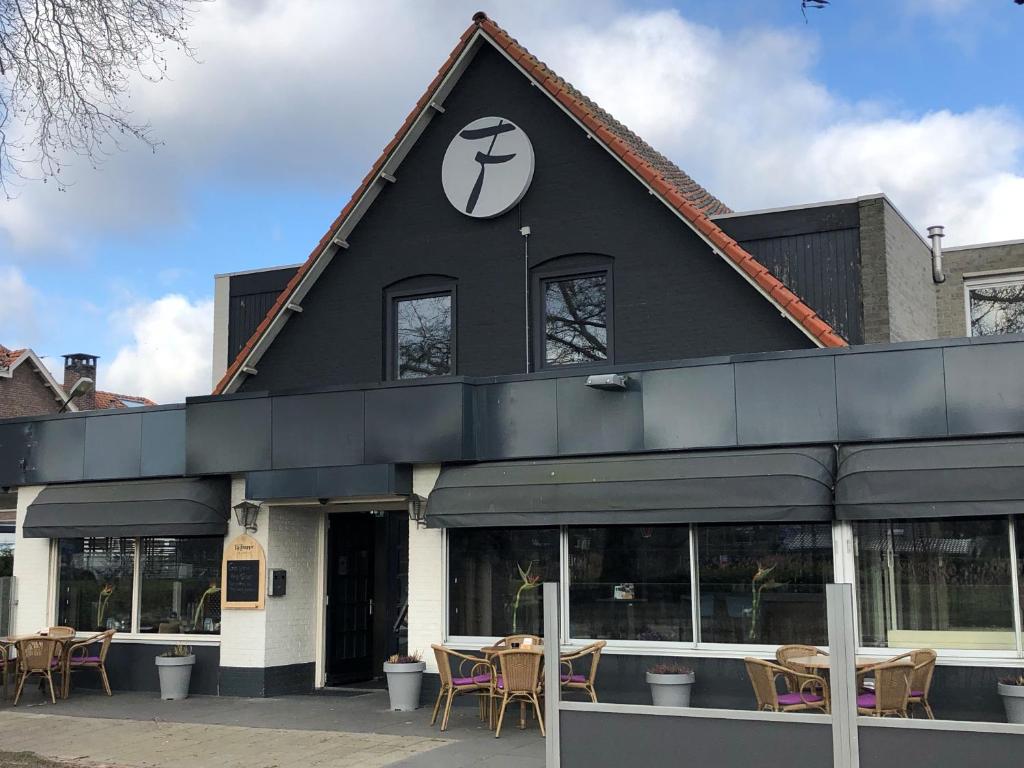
[264,504,322,670]
[408,464,444,673]
[12,486,52,635]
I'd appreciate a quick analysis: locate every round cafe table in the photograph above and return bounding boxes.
[789,655,912,670]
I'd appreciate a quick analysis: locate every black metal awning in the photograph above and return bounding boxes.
[23,477,230,538]
[836,438,1024,520]
[427,447,835,528]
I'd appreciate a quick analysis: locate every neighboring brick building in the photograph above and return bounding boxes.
[936,238,1024,338]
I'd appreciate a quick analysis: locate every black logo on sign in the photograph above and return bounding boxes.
[458,119,517,214]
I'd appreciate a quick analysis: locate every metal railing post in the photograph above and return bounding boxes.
[543,581,561,768]
[827,582,860,768]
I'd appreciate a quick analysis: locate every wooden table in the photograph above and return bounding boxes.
[789,655,912,670]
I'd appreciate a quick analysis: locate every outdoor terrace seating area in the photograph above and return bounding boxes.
[1,628,114,705]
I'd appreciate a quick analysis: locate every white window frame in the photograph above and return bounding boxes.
[52,536,222,646]
[963,270,1024,337]
[444,519,1024,667]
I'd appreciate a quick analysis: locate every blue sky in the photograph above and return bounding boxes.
[1,0,1021,402]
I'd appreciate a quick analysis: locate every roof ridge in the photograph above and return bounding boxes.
[213,13,844,395]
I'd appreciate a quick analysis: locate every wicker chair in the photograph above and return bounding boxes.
[559,640,606,703]
[0,643,8,701]
[13,637,62,705]
[776,644,828,694]
[62,630,115,699]
[47,626,75,639]
[856,661,912,717]
[886,649,936,719]
[430,645,494,732]
[744,657,830,714]
[492,647,545,738]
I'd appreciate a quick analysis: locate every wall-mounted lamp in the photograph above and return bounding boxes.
[233,500,261,533]
[585,373,628,391]
[369,509,385,519]
[409,495,427,528]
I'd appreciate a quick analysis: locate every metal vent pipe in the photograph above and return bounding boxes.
[928,225,946,284]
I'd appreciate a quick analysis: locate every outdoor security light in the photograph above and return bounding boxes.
[56,376,95,414]
[233,500,261,533]
[408,495,427,528]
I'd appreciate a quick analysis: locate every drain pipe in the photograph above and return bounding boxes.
[927,225,946,284]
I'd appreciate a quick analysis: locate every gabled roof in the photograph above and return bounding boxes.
[95,391,158,409]
[214,12,846,395]
[0,344,77,412]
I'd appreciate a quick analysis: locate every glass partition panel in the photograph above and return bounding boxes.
[856,518,1015,650]
[448,527,559,638]
[697,523,832,644]
[139,537,222,634]
[56,538,135,632]
[568,525,692,642]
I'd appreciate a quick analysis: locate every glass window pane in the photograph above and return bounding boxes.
[697,523,833,645]
[568,525,692,642]
[969,281,1024,336]
[395,293,452,378]
[856,518,1015,650]
[139,537,223,635]
[448,527,558,637]
[57,538,135,632]
[544,274,608,365]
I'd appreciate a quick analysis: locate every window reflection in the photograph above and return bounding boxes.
[569,526,692,642]
[697,524,832,645]
[57,538,135,632]
[544,274,608,365]
[395,293,452,378]
[969,279,1024,336]
[139,537,222,634]
[856,518,1014,650]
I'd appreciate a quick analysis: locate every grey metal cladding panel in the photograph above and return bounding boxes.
[271,391,364,469]
[735,356,838,444]
[836,348,948,440]
[140,409,186,477]
[186,397,271,474]
[26,418,86,483]
[559,710,831,768]
[860,725,1022,768]
[0,422,30,486]
[364,384,468,463]
[84,413,142,480]
[247,464,409,500]
[556,375,644,455]
[944,343,1024,435]
[642,365,737,450]
[474,379,557,459]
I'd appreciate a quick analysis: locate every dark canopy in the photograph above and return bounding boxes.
[24,477,230,538]
[836,437,1024,520]
[427,447,835,528]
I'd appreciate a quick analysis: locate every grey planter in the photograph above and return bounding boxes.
[155,654,196,700]
[383,660,426,711]
[646,671,695,707]
[997,682,1024,723]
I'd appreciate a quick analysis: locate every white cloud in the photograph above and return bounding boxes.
[104,294,213,402]
[0,264,40,346]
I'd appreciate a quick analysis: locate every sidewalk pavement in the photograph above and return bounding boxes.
[0,686,547,768]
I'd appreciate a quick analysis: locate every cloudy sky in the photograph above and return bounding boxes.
[1,0,1021,402]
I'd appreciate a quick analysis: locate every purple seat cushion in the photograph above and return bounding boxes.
[560,674,587,683]
[910,690,925,698]
[857,693,877,708]
[70,656,102,666]
[778,692,824,706]
[452,673,490,687]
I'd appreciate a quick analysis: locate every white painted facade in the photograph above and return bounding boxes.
[408,464,444,672]
[12,485,51,636]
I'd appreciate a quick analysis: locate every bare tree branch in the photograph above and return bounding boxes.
[0,0,208,195]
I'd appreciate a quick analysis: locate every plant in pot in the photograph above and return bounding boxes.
[155,643,195,701]
[997,674,1024,723]
[646,663,695,707]
[383,651,426,712]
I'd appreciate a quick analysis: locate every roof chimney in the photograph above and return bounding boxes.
[63,353,98,410]
[927,225,946,284]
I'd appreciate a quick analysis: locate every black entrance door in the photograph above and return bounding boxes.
[326,512,375,684]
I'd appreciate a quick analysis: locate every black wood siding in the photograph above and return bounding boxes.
[240,44,811,393]
[227,267,298,365]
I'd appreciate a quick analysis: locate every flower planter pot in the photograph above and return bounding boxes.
[155,654,196,701]
[646,671,695,707]
[383,660,426,711]
[998,682,1024,723]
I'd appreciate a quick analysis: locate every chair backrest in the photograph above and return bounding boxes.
[909,649,936,697]
[744,657,781,711]
[871,662,913,714]
[496,634,541,649]
[431,645,454,688]
[496,648,543,694]
[98,630,116,661]
[582,640,606,684]
[775,644,823,669]
[47,626,75,639]
[17,638,61,672]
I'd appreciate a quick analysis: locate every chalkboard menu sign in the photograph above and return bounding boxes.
[222,533,266,610]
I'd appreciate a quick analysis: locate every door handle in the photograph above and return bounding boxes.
[369,599,374,616]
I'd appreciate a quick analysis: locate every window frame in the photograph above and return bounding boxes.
[52,535,223,645]
[532,260,614,371]
[963,270,1024,337]
[385,282,457,382]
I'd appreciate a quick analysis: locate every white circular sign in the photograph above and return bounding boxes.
[441,116,534,218]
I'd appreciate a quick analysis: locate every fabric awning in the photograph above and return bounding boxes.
[23,477,230,538]
[427,447,835,528]
[836,438,1024,520]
